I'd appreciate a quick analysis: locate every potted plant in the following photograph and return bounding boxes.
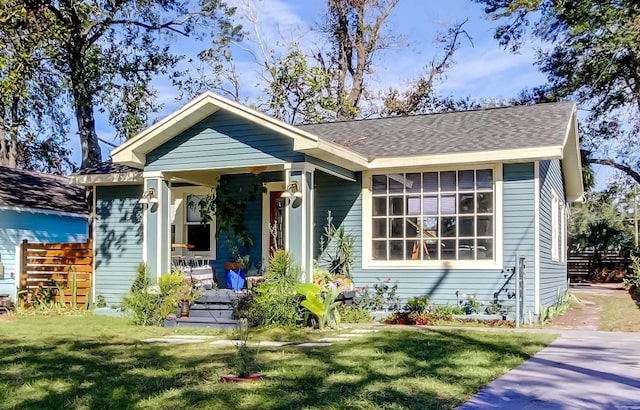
[197,176,264,290]
[174,279,199,318]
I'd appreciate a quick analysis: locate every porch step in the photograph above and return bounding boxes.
[164,316,244,329]
[197,289,246,304]
[188,304,234,320]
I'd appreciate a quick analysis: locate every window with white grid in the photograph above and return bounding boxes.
[370,169,495,261]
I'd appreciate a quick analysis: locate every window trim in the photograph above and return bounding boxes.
[170,186,216,259]
[361,164,503,270]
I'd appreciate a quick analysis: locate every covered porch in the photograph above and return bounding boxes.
[141,162,357,288]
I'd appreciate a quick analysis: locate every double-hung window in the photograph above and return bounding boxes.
[185,194,211,252]
[551,191,565,262]
[370,169,495,262]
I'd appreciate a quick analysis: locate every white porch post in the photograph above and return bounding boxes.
[284,165,314,283]
[142,176,171,282]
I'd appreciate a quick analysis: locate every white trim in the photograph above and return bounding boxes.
[0,205,87,220]
[156,178,163,280]
[551,190,560,262]
[70,172,142,186]
[171,186,217,260]
[261,182,286,267]
[561,108,584,202]
[284,173,291,252]
[367,146,563,169]
[143,171,165,178]
[534,161,541,315]
[141,180,148,263]
[361,164,503,270]
[13,244,20,300]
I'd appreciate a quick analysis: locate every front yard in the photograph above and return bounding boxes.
[0,315,555,409]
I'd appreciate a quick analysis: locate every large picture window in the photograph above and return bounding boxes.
[371,169,494,261]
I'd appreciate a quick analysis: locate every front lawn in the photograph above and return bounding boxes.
[0,315,555,409]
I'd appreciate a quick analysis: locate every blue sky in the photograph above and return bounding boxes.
[83,0,610,188]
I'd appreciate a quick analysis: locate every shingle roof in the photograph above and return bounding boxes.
[75,160,141,175]
[298,102,576,159]
[0,166,87,214]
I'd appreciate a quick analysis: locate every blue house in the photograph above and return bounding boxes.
[0,167,89,299]
[72,92,583,321]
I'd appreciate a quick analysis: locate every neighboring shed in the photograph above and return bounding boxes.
[0,166,89,299]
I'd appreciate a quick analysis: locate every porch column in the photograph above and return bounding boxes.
[285,167,314,283]
[142,177,171,282]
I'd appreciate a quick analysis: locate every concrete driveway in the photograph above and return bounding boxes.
[458,330,640,409]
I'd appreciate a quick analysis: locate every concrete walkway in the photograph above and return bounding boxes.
[459,330,640,409]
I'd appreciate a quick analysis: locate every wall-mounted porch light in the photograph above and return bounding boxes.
[280,181,303,208]
[138,188,159,205]
[280,181,303,200]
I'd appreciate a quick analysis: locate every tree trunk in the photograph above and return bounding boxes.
[70,58,102,169]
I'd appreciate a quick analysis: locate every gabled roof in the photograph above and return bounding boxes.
[95,92,582,201]
[110,91,369,171]
[0,166,87,215]
[299,102,575,158]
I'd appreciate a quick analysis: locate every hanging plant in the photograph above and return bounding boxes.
[195,175,265,255]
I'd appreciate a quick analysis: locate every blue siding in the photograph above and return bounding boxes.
[0,209,88,297]
[316,164,537,316]
[95,185,143,306]
[314,171,363,273]
[503,163,536,316]
[146,111,305,171]
[539,160,568,307]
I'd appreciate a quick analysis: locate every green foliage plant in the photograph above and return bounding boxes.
[462,294,481,315]
[121,265,198,326]
[405,295,432,313]
[236,250,303,328]
[196,175,265,253]
[353,278,400,311]
[95,294,107,308]
[623,255,640,291]
[432,304,466,316]
[231,321,257,378]
[16,281,67,315]
[121,264,162,326]
[337,304,372,323]
[295,283,342,329]
[318,211,355,278]
[539,285,577,323]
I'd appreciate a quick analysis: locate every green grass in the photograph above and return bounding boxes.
[0,315,555,409]
[581,291,640,332]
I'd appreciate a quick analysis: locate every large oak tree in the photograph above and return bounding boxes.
[1,0,240,169]
[475,0,640,185]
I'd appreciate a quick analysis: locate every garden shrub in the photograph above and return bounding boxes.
[405,295,431,313]
[384,311,514,327]
[337,304,372,323]
[431,304,465,316]
[623,255,640,291]
[353,278,400,311]
[121,265,189,326]
[235,250,304,327]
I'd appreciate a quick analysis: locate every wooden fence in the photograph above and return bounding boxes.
[19,239,93,309]
[567,251,631,281]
